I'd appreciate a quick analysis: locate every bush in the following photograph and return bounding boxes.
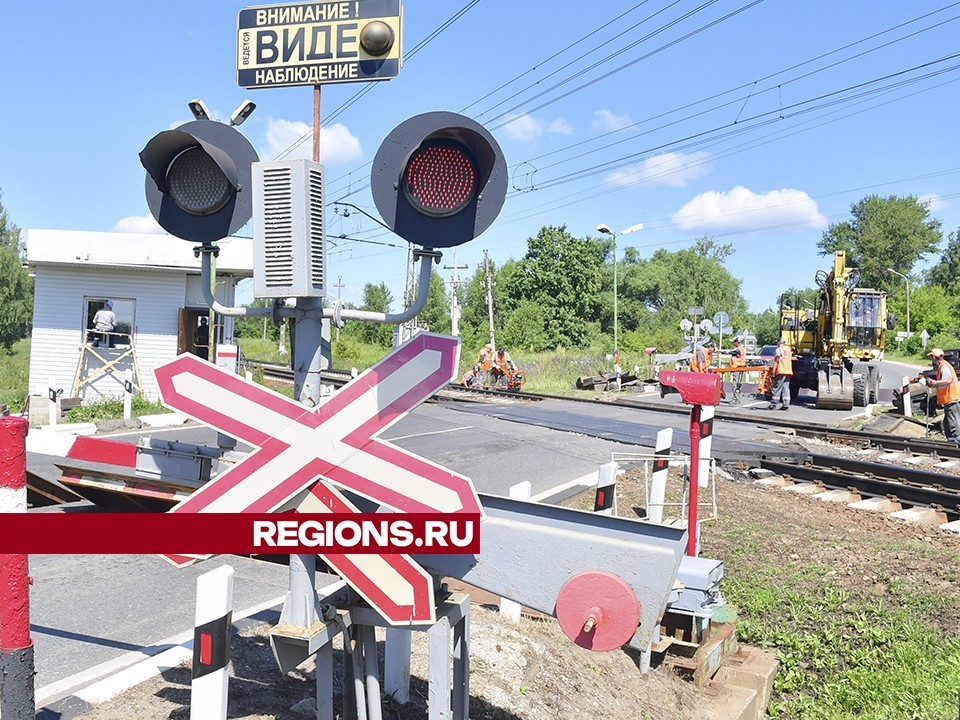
[65,396,170,422]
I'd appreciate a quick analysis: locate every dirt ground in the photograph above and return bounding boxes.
[74,435,960,720]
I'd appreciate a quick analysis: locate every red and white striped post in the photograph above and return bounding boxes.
[656,370,721,558]
[0,415,34,720]
[594,461,618,515]
[190,564,234,720]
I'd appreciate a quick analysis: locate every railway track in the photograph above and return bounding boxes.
[256,361,960,458]
[760,452,960,520]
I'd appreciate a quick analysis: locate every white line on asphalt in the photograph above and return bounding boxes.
[35,593,286,707]
[530,471,598,502]
[385,425,474,442]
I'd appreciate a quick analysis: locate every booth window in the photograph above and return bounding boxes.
[84,297,136,348]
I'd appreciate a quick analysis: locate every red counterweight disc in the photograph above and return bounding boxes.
[555,571,640,652]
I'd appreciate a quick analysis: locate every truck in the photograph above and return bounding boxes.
[779,251,895,410]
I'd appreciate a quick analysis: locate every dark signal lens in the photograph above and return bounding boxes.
[403,141,477,217]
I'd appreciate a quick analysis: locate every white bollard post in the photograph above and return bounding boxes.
[190,565,234,720]
[123,369,133,420]
[499,481,531,623]
[901,375,913,418]
[648,428,673,523]
[47,376,58,427]
[384,628,412,704]
[594,461,618,515]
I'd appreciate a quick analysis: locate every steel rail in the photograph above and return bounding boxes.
[248,359,960,461]
[760,457,960,519]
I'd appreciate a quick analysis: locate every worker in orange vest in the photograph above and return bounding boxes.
[689,344,707,372]
[768,337,793,411]
[923,348,960,443]
[703,342,716,370]
[461,365,481,388]
[490,347,516,387]
[729,338,747,368]
[477,343,493,368]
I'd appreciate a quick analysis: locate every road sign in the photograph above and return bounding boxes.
[699,319,715,332]
[679,319,693,332]
[713,311,729,327]
[896,331,914,340]
[237,0,403,89]
[154,333,481,624]
[688,306,704,317]
[920,329,930,348]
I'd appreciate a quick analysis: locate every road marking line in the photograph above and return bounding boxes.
[386,425,474,442]
[35,592,285,707]
[530,471,598,502]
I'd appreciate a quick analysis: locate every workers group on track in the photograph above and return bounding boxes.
[462,343,523,389]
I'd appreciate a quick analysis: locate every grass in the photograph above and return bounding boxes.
[711,506,960,720]
[727,570,960,719]
[0,339,31,411]
[238,337,620,396]
[64,396,171,422]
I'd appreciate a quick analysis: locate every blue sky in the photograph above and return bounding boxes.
[3,0,959,315]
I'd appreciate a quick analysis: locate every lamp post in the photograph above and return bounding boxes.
[598,223,643,369]
[887,268,910,335]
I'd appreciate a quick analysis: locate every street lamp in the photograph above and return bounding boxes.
[887,268,910,335]
[597,222,643,369]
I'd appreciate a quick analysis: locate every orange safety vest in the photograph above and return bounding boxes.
[478,348,493,372]
[494,351,513,373]
[773,345,793,376]
[690,346,706,372]
[936,361,960,405]
[730,345,746,368]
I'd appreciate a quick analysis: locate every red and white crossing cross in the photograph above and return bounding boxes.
[154,332,482,519]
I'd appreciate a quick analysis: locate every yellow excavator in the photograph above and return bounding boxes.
[779,251,894,410]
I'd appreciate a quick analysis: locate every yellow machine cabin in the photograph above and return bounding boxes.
[779,251,892,410]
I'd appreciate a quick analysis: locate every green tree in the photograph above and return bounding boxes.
[0,189,33,350]
[507,225,604,348]
[817,195,942,289]
[416,268,451,334]
[639,245,749,327]
[926,226,960,293]
[345,282,393,347]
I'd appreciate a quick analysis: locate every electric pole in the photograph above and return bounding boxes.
[444,249,468,336]
[332,275,344,341]
[484,249,495,348]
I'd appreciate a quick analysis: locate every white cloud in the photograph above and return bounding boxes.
[605,151,711,188]
[262,118,362,164]
[593,109,632,132]
[112,214,164,234]
[919,192,946,212]
[672,186,827,233]
[502,113,572,142]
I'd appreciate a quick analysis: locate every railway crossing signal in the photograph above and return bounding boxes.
[371,111,507,248]
[140,119,259,243]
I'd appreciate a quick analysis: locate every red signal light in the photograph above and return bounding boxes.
[403,141,477,218]
[371,111,507,248]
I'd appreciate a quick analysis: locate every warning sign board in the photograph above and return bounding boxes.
[237,0,403,89]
